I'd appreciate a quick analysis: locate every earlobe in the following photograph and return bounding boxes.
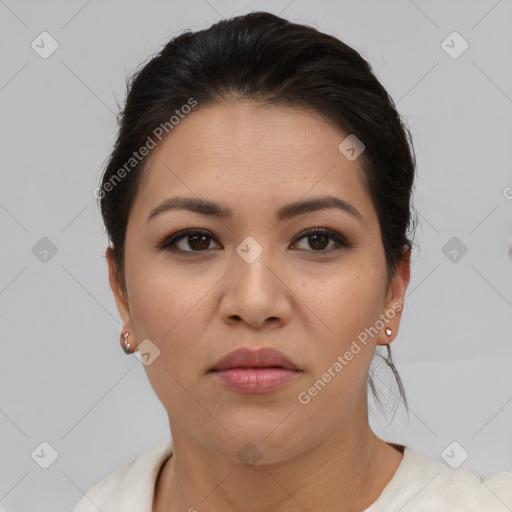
[378,246,411,345]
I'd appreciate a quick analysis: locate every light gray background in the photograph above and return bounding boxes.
[1,1,511,510]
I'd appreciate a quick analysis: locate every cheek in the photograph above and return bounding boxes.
[297,265,386,376]
[303,266,385,333]
[128,271,211,349]
[124,239,205,336]
[124,260,211,410]
[294,272,384,416]
[124,249,222,385]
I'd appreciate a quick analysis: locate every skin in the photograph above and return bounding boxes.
[106,100,411,512]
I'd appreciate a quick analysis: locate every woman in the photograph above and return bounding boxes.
[75,11,512,512]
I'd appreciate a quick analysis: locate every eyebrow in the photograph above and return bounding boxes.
[148,195,365,226]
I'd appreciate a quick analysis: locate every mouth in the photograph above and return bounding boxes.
[208,347,301,394]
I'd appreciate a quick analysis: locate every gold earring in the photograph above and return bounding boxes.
[121,331,133,354]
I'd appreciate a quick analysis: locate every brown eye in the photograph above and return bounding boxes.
[157,229,220,253]
[180,233,211,251]
[306,232,330,250]
[293,228,348,253]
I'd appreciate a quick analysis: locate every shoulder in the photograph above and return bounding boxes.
[474,470,512,509]
[374,445,512,511]
[73,439,173,512]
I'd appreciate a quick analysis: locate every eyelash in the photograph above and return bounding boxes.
[156,227,349,255]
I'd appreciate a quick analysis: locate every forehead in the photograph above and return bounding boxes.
[131,100,374,224]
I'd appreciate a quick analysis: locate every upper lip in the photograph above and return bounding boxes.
[210,347,300,372]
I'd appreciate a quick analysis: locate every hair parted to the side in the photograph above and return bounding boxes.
[98,11,417,422]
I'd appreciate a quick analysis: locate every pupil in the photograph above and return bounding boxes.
[190,234,209,250]
[309,233,328,250]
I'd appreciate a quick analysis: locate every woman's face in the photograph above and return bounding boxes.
[107,100,410,463]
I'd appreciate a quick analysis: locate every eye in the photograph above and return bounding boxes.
[292,227,349,253]
[157,229,221,253]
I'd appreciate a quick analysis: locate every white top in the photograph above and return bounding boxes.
[73,439,512,511]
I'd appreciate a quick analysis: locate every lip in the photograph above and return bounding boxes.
[208,347,301,394]
[209,347,300,372]
[211,368,300,394]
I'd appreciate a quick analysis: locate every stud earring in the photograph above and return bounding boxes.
[385,328,392,336]
[121,330,133,354]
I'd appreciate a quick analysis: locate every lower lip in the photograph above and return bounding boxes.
[210,368,300,394]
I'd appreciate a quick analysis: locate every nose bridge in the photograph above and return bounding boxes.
[220,234,291,326]
[234,234,277,301]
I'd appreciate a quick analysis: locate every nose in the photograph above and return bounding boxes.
[219,246,293,329]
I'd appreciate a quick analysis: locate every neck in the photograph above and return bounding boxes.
[153,418,403,512]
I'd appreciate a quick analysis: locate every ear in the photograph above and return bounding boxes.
[106,245,133,332]
[377,245,411,346]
